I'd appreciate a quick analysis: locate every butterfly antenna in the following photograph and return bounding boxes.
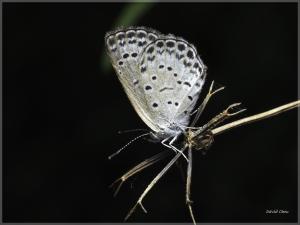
[108,132,151,160]
[118,128,148,134]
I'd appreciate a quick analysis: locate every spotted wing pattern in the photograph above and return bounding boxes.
[105,27,161,132]
[105,27,207,134]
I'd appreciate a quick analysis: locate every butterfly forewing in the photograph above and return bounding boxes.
[105,27,162,132]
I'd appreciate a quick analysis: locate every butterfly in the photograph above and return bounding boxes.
[105,27,207,157]
[105,26,244,224]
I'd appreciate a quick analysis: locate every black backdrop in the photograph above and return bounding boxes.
[3,2,297,223]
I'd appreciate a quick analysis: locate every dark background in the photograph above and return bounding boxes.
[3,2,297,223]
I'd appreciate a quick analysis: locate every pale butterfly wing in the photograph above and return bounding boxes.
[138,37,207,130]
[105,27,162,132]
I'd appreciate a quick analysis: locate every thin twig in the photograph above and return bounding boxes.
[110,151,168,197]
[124,146,187,221]
[212,100,300,136]
[186,146,196,225]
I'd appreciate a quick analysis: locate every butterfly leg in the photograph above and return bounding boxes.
[161,137,188,162]
[186,146,196,225]
[161,137,177,154]
[190,81,225,127]
[169,135,189,162]
[162,136,189,162]
[124,147,187,221]
[110,151,169,197]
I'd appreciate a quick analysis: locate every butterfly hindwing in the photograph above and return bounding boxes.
[139,37,207,128]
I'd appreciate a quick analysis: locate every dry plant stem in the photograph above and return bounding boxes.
[212,100,300,136]
[110,151,168,197]
[200,103,246,134]
[190,81,225,127]
[124,147,187,221]
[186,146,196,225]
[176,159,186,182]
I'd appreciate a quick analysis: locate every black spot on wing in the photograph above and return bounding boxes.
[117,33,125,40]
[127,31,135,38]
[176,53,184,60]
[119,41,125,47]
[157,49,164,55]
[147,56,155,61]
[183,60,192,67]
[108,38,115,46]
[137,31,147,38]
[128,39,137,44]
[178,43,185,51]
[187,50,194,59]
[166,49,175,55]
[148,34,156,41]
[147,46,155,54]
[184,82,191,87]
[159,87,174,92]
[157,41,164,48]
[138,41,147,47]
[152,103,158,108]
[189,69,196,74]
[166,41,175,48]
